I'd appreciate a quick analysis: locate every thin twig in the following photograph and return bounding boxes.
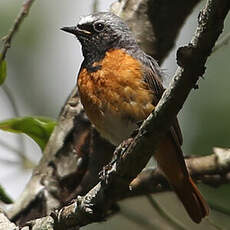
[0,0,36,64]
[146,195,187,230]
[212,32,230,53]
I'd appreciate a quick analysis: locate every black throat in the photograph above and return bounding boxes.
[80,35,140,73]
[80,43,106,73]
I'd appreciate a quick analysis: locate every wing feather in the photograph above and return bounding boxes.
[142,54,183,145]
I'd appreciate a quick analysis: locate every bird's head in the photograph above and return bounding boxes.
[61,12,137,59]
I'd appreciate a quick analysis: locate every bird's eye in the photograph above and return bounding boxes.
[93,22,105,32]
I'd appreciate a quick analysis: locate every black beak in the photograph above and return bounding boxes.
[61,26,77,35]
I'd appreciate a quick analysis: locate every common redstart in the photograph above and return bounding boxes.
[61,12,209,223]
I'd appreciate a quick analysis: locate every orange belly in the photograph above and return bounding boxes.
[77,49,154,145]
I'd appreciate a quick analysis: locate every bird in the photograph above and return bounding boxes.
[61,12,209,223]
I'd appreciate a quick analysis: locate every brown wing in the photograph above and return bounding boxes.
[142,54,183,145]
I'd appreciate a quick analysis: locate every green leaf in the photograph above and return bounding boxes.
[0,184,13,204]
[0,58,7,85]
[0,117,57,150]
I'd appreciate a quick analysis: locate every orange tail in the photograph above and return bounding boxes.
[155,134,209,223]
[174,176,209,223]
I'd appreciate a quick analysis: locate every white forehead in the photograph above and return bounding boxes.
[78,15,95,25]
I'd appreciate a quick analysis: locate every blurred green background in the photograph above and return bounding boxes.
[0,0,230,229]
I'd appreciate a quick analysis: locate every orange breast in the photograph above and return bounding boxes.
[77,49,154,144]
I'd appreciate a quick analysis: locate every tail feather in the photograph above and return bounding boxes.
[174,176,209,223]
[155,134,209,223]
